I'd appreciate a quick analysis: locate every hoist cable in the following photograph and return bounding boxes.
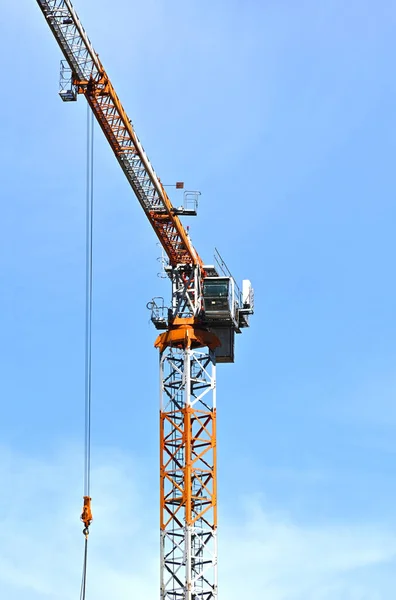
[80,103,95,600]
[79,537,88,600]
[84,104,94,498]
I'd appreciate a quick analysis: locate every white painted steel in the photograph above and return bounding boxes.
[160,347,218,600]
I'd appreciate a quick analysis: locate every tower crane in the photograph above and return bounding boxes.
[35,1,254,598]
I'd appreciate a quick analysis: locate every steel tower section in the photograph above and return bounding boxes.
[160,345,217,600]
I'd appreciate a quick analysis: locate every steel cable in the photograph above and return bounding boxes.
[84,104,94,498]
[79,537,89,600]
[80,103,95,600]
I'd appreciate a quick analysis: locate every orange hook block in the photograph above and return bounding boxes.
[81,495,93,531]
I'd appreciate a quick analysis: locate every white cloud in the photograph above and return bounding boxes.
[221,496,396,599]
[0,444,157,599]
[0,446,394,599]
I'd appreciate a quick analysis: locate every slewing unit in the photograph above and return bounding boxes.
[150,252,254,363]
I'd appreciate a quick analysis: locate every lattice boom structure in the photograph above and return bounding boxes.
[36,0,201,267]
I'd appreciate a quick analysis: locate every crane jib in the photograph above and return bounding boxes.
[36,0,202,267]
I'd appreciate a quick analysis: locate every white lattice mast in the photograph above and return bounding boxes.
[153,261,253,599]
[159,340,217,600]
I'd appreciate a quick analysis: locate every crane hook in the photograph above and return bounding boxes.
[81,496,93,537]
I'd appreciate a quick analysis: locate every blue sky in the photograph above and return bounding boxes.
[1,1,396,598]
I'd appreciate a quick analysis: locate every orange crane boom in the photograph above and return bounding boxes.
[36,0,201,268]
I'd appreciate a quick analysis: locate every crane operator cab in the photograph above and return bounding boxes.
[203,278,235,321]
[202,275,254,363]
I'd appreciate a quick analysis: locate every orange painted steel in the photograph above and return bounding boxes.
[81,495,93,529]
[154,317,220,353]
[79,75,203,268]
[36,0,202,266]
[160,406,217,530]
